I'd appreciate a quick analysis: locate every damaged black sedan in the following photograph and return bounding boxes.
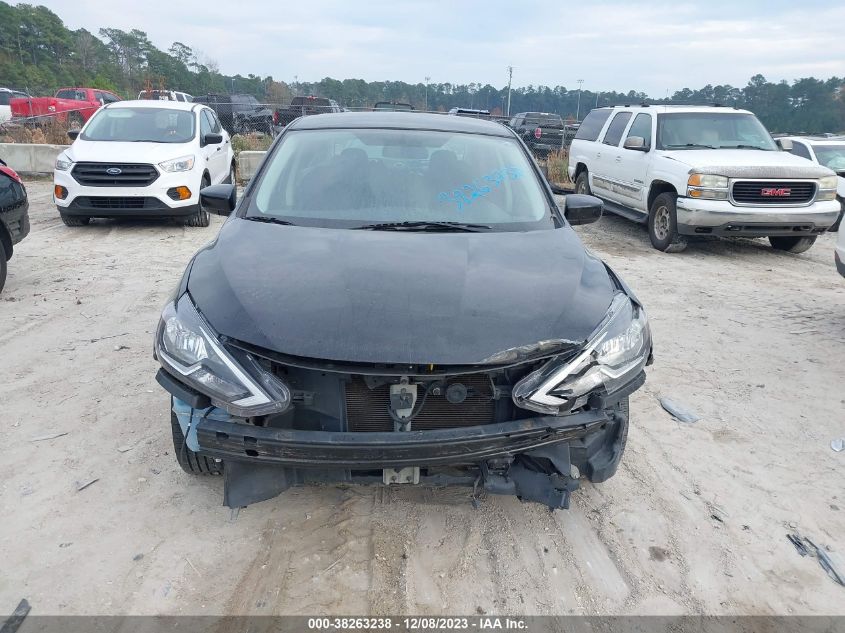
[153,112,652,510]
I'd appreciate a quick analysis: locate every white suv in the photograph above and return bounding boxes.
[568,105,840,253]
[782,135,845,231]
[54,100,235,227]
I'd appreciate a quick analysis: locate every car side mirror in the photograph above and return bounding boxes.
[200,184,236,216]
[67,129,80,141]
[203,133,223,147]
[564,194,603,225]
[776,138,793,151]
[623,136,647,151]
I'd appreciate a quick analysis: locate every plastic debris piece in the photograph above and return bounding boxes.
[0,598,31,633]
[659,397,700,423]
[76,478,99,492]
[831,438,844,452]
[30,432,68,442]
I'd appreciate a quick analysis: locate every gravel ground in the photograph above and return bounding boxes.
[1,181,844,616]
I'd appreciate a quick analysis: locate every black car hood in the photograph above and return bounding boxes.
[187,220,617,365]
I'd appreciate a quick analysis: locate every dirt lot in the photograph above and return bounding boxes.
[2,181,844,616]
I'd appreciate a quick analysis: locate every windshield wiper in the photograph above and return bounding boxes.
[718,144,771,150]
[244,215,297,226]
[353,221,491,232]
[664,143,718,149]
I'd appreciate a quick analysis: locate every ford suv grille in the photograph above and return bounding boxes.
[71,163,159,187]
[732,181,816,205]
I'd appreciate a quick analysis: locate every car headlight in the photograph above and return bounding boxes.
[512,293,651,415]
[55,154,73,171]
[158,155,195,173]
[155,295,291,417]
[687,173,728,200]
[818,175,838,201]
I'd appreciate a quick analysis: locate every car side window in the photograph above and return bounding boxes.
[200,109,213,139]
[206,109,222,133]
[602,112,633,146]
[574,109,612,142]
[790,141,812,161]
[626,113,652,149]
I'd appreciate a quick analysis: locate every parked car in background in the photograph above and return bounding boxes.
[569,105,840,253]
[783,135,845,231]
[273,96,342,127]
[508,112,566,157]
[138,89,193,103]
[373,101,414,111]
[0,88,29,124]
[0,158,30,293]
[153,111,648,511]
[193,94,273,135]
[53,101,235,228]
[448,107,491,118]
[10,87,120,128]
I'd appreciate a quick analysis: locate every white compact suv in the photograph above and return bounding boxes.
[568,105,840,253]
[0,87,29,124]
[782,135,845,231]
[54,100,235,227]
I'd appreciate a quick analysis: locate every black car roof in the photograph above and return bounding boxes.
[289,112,512,137]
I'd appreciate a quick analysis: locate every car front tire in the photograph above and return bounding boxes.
[60,212,90,227]
[575,171,591,195]
[170,407,223,476]
[0,240,7,293]
[768,235,816,253]
[648,192,687,253]
[182,175,211,227]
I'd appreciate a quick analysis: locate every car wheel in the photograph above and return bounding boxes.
[228,162,237,186]
[60,212,90,227]
[648,193,687,253]
[768,235,817,253]
[68,112,84,129]
[170,407,223,476]
[829,202,843,232]
[0,240,7,294]
[575,171,591,195]
[183,175,211,227]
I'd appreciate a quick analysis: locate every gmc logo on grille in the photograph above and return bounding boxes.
[761,187,791,197]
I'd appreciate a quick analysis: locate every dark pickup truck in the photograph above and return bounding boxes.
[509,112,566,156]
[193,93,273,135]
[273,96,342,128]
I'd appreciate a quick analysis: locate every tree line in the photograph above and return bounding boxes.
[1,2,843,133]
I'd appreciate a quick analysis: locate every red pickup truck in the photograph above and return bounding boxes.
[10,87,121,127]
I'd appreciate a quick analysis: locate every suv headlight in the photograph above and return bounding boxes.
[687,173,728,200]
[513,293,651,415]
[158,155,195,173]
[55,154,73,171]
[155,295,291,417]
[818,175,838,201]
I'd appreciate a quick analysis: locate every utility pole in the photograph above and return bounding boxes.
[506,66,513,116]
[576,79,584,121]
[425,76,430,111]
[595,91,600,108]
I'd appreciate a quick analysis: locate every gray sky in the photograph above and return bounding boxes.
[43,0,845,95]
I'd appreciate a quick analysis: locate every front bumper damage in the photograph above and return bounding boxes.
[166,371,636,510]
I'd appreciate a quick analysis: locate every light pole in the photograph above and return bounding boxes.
[576,79,584,121]
[595,91,600,108]
[506,66,513,116]
[425,76,430,111]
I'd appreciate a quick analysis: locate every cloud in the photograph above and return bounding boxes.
[42,0,845,95]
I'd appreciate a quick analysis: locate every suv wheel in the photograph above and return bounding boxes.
[170,408,223,476]
[183,175,211,227]
[648,193,687,253]
[575,171,591,195]
[60,212,90,227]
[68,112,84,129]
[830,202,843,232]
[0,240,7,294]
[768,236,816,253]
[227,163,237,186]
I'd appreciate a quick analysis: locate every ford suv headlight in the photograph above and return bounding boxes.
[55,154,73,171]
[818,175,838,201]
[158,155,195,173]
[513,293,651,415]
[155,295,291,417]
[687,173,728,200]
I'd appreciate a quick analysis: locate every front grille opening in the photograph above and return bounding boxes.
[732,181,815,205]
[71,162,159,187]
[345,375,496,432]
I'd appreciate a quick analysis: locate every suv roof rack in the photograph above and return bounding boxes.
[612,101,739,109]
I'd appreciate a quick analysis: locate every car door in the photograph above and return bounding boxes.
[201,108,228,183]
[590,110,631,202]
[609,112,653,213]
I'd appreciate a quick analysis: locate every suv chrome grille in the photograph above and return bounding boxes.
[71,162,159,187]
[731,180,815,205]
